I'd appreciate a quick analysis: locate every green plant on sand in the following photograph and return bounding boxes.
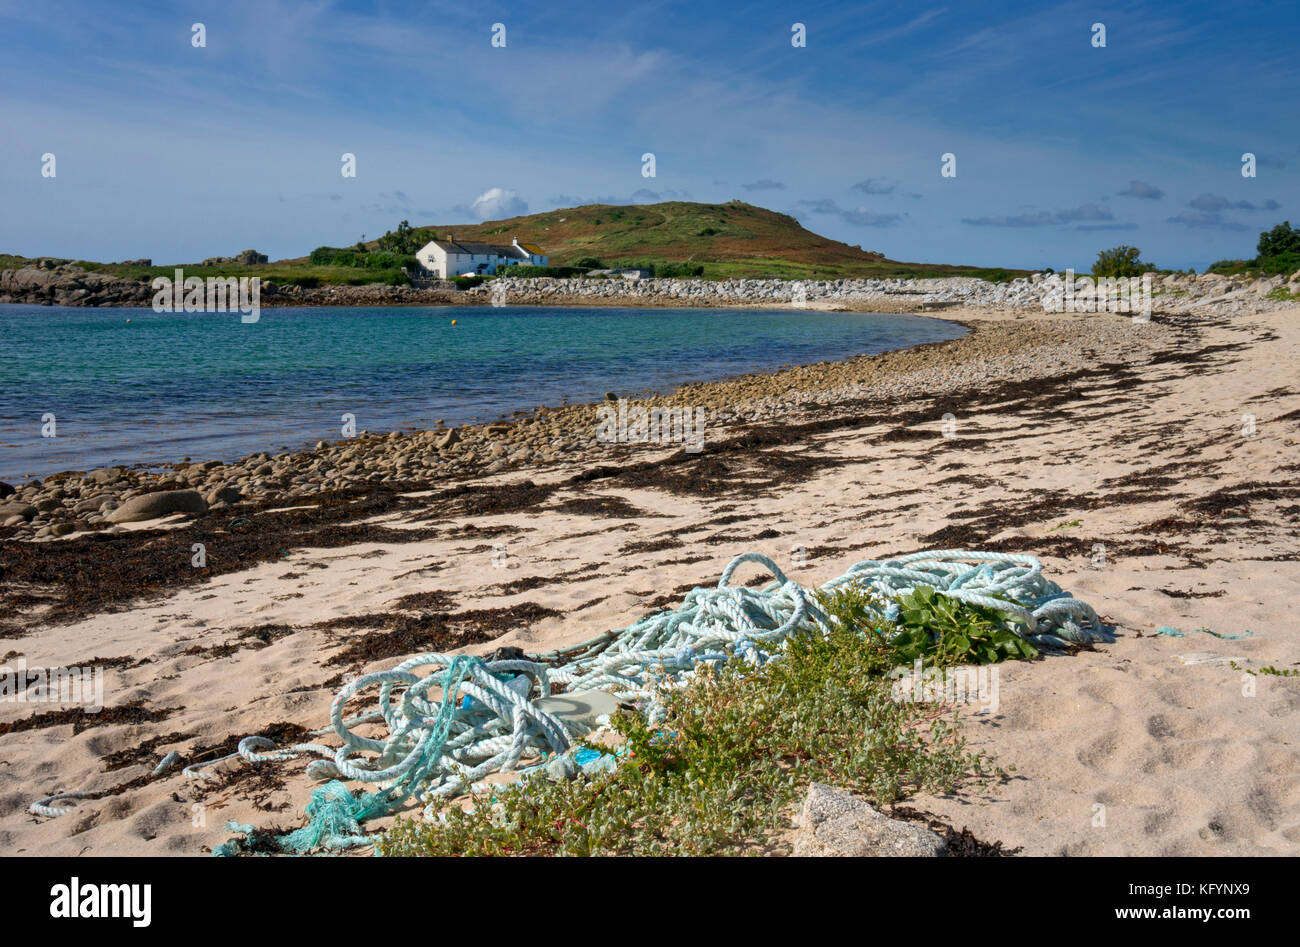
[379,585,1029,856]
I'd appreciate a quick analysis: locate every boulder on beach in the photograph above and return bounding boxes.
[0,501,37,521]
[791,783,947,857]
[204,484,242,507]
[105,489,209,523]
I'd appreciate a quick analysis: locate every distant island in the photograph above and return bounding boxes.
[0,200,1023,292]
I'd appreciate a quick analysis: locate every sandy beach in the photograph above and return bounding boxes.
[2,299,1298,857]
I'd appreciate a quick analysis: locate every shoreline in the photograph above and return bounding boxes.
[2,305,1097,539]
[2,299,1299,856]
[0,303,969,492]
[6,260,1298,314]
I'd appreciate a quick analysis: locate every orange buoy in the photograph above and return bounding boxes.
[451,319,458,325]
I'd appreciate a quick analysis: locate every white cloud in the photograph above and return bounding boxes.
[469,187,528,220]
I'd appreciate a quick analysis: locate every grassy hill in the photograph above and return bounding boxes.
[408,200,1018,280]
[3,200,1022,284]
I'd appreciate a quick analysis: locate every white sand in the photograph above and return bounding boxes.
[2,305,1297,856]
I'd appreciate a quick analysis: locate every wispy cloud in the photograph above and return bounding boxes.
[851,178,897,195]
[1165,212,1249,231]
[796,198,901,227]
[1118,180,1164,199]
[1187,193,1280,213]
[547,189,692,208]
[962,203,1116,229]
[742,179,786,191]
[1165,193,1280,231]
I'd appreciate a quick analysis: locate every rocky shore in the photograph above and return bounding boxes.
[0,312,1160,541]
[4,258,1299,315]
[0,260,460,308]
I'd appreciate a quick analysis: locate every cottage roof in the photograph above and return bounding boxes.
[456,241,527,257]
[423,238,544,258]
[426,239,470,255]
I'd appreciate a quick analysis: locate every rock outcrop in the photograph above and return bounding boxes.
[202,250,268,265]
[0,260,155,307]
[0,261,459,308]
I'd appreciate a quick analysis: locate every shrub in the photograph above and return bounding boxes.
[1255,250,1300,275]
[1204,223,1300,276]
[309,246,358,267]
[375,220,424,255]
[1092,245,1154,278]
[609,261,705,278]
[970,268,1015,284]
[452,275,484,289]
[497,264,589,278]
[654,262,705,278]
[1257,221,1300,260]
[887,586,1038,665]
[1207,258,1252,275]
[360,251,417,271]
[572,257,605,268]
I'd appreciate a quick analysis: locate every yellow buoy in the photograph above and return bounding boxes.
[451,319,458,325]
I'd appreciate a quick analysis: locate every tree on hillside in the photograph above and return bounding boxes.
[377,220,422,255]
[1092,245,1154,278]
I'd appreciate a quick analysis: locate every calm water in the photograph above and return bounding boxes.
[0,304,964,482]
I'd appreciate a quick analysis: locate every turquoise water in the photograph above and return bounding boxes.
[0,304,964,482]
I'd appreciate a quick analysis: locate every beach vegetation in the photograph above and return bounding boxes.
[1230,661,1299,677]
[379,584,1033,856]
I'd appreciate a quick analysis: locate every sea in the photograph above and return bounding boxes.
[0,304,965,482]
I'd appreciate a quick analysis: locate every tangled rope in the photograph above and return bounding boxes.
[30,549,1107,851]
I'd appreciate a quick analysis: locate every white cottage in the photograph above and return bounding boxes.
[416,236,548,278]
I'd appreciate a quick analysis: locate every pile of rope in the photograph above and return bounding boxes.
[31,550,1108,851]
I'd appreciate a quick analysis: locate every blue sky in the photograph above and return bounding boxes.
[1,0,1296,270]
